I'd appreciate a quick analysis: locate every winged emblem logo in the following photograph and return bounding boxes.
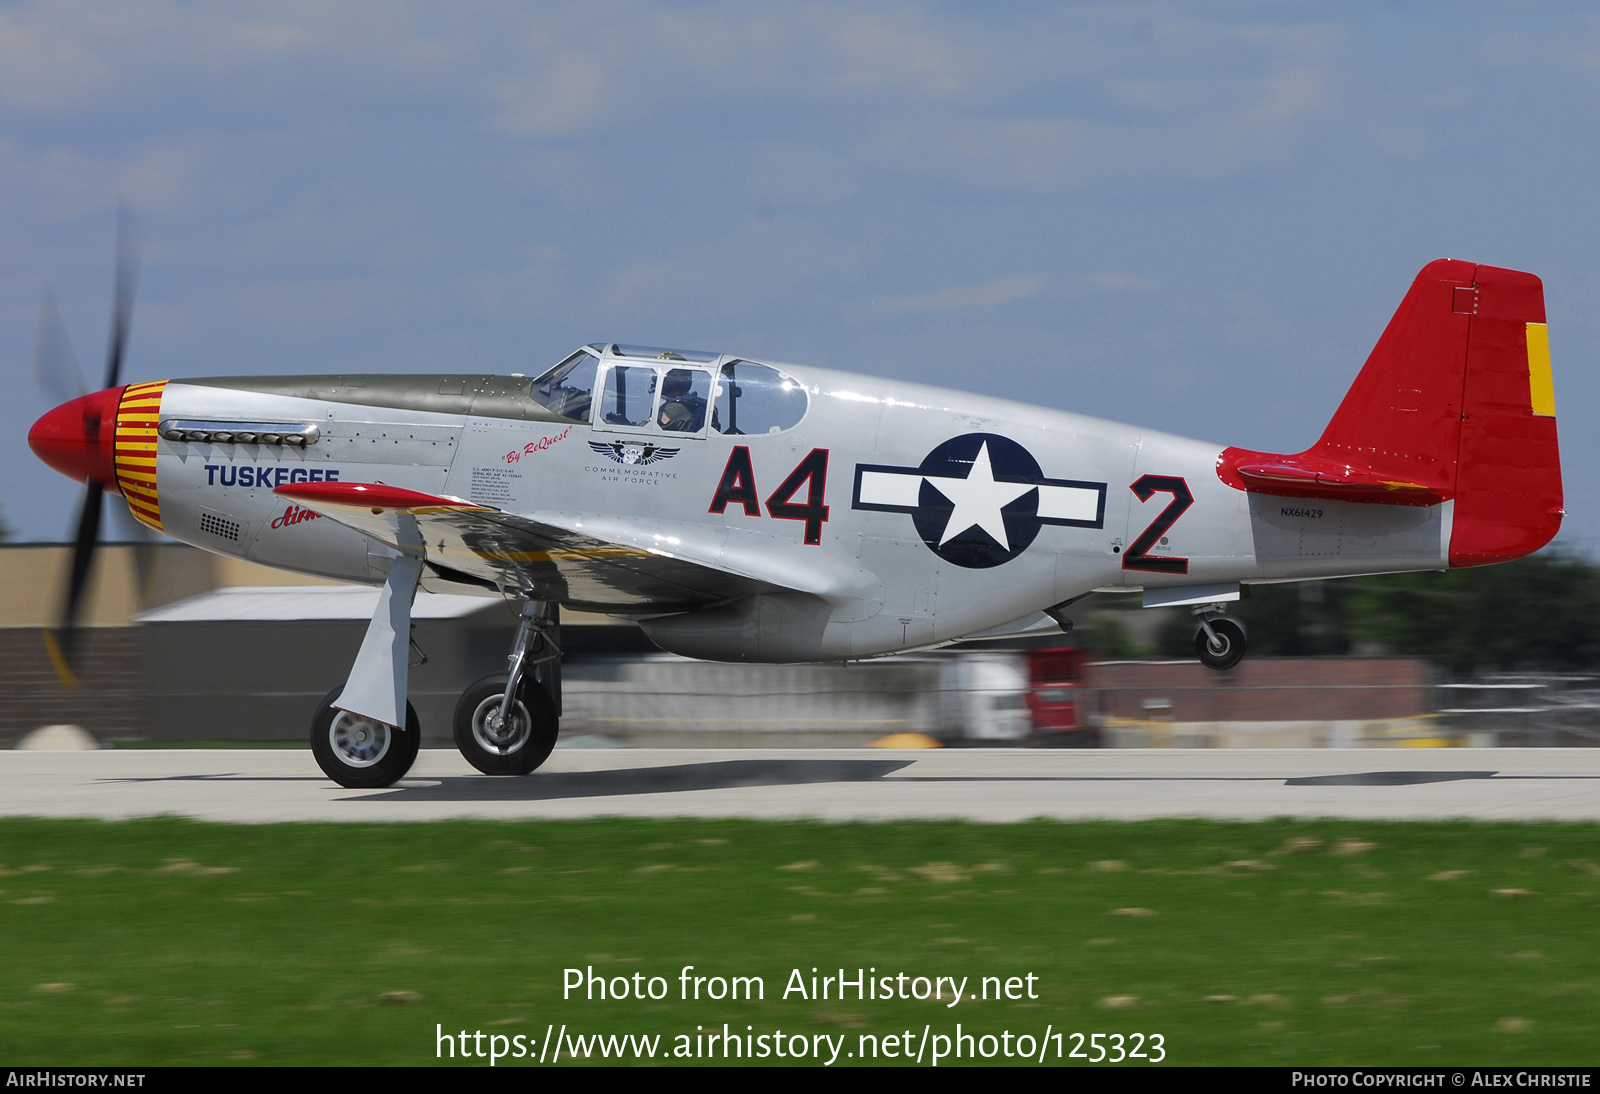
[588,440,681,466]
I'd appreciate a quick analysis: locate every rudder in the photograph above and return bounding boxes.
[1449,264,1562,565]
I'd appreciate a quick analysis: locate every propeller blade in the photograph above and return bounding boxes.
[109,494,160,607]
[52,479,104,688]
[32,288,87,405]
[103,205,140,391]
[46,206,141,690]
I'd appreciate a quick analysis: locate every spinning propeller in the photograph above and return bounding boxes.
[28,208,145,687]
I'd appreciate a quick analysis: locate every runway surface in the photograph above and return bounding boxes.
[1,747,1598,823]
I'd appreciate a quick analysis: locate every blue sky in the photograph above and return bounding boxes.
[6,2,1600,551]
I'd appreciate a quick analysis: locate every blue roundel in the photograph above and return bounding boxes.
[911,433,1044,569]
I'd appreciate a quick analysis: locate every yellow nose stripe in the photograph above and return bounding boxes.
[115,380,168,531]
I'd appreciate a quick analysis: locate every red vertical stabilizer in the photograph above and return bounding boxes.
[1216,259,1562,566]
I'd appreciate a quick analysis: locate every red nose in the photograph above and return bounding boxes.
[29,387,125,494]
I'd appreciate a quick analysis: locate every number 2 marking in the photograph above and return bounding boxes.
[1123,474,1192,575]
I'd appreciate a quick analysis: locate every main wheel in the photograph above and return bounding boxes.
[453,674,558,776]
[1194,618,1246,671]
[310,687,422,789]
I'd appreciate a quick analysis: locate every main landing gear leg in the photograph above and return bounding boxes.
[1193,603,1246,671]
[454,599,561,775]
[312,555,425,789]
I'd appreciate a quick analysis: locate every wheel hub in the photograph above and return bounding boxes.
[472,695,531,756]
[329,711,391,767]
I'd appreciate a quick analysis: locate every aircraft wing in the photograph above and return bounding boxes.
[273,481,814,613]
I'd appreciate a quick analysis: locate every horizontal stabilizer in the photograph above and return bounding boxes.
[1230,457,1445,505]
[1142,582,1241,609]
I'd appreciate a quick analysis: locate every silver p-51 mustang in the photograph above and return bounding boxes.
[30,259,1562,788]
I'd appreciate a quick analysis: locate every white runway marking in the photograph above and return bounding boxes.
[0,748,1597,823]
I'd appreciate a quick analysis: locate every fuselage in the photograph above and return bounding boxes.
[30,343,1455,661]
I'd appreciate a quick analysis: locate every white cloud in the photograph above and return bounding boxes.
[0,7,112,112]
[1085,273,1154,291]
[0,137,121,222]
[880,275,1040,312]
[0,1,474,118]
[0,3,1340,198]
[494,56,612,137]
[820,9,986,97]
[1243,65,1323,129]
[595,217,877,324]
[120,146,196,211]
[747,141,859,208]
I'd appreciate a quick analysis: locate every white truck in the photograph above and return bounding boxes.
[934,652,1032,743]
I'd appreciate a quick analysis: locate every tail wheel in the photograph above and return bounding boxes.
[310,686,422,789]
[453,673,558,776]
[1194,618,1246,671]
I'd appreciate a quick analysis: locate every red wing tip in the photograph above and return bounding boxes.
[273,481,495,512]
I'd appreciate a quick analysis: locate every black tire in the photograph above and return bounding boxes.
[453,674,558,776]
[310,686,422,789]
[1194,618,1246,671]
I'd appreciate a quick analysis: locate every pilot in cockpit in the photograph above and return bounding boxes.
[656,368,708,432]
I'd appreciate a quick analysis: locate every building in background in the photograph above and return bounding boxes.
[8,542,1584,749]
[0,542,1071,747]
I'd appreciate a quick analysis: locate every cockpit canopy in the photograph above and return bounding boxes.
[529,343,809,436]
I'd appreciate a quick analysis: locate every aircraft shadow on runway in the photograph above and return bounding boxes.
[363,764,1514,802]
[1284,771,1496,786]
[107,764,1598,801]
[358,758,917,802]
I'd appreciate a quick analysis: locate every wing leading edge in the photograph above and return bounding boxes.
[273,481,793,613]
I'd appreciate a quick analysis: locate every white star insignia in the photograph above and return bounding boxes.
[922,441,1036,549]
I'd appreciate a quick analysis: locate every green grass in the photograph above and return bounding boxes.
[1,817,1598,1066]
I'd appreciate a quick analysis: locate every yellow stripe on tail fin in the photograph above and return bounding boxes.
[1527,322,1555,417]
